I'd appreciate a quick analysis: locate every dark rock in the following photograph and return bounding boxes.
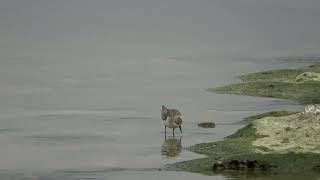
[247,160,258,169]
[228,160,240,170]
[262,72,272,75]
[213,161,225,171]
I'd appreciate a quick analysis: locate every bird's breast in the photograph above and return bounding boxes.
[163,117,179,128]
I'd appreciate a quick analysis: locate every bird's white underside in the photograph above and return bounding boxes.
[163,116,182,128]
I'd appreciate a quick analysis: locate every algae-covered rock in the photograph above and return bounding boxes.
[295,72,320,82]
[174,63,320,176]
[198,122,215,128]
[211,63,320,104]
[174,112,320,174]
[304,104,320,114]
[242,111,298,124]
[252,113,320,154]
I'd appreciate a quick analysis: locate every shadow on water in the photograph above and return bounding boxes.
[161,136,182,158]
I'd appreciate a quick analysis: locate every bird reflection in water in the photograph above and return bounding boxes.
[161,136,182,158]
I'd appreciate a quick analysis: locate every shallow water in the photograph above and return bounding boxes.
[0,56,307,179]
[1,0,320,179]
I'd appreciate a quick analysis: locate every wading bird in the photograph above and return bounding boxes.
[161,105,183,137]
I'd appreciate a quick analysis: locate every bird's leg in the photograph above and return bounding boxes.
[179,125,182,133]
[165,125,166,137]
[173,128,175,137]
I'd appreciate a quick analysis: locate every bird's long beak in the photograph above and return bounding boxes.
[179,126,182,133]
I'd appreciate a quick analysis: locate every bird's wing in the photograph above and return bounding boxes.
[175,117,182,125]
[172,109,182,116]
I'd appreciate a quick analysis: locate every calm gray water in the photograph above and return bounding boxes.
[1,0,320,179]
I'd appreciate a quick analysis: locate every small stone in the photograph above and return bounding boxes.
[198,122,215,128]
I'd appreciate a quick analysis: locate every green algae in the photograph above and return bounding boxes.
[173,63,320,176]
[210,63,320,104]
[252,113,320,154]
[198,122,215,128]
[174,112,320,175]
[240,69,303,82]
[242,111,298,124]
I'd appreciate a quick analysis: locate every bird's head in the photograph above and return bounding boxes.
[161,105,168,120]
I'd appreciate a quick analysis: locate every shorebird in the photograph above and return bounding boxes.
[161,105,183,137]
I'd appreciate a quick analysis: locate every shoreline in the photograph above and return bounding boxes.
[172,63,320,176]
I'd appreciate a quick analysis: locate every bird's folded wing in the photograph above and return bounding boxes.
[175,117,183,125]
